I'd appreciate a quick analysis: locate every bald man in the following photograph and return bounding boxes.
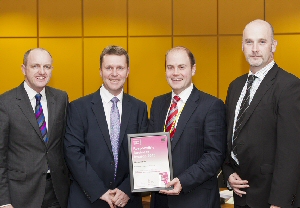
[222,19,300,208]
[0,48,70,208]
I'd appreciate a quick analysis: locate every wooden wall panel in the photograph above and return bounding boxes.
[218,0,264,35]
[39,0,82,37]
[0,38,37,94]
[128,0,172,36]
[219,36,249,101]
[128,37,172,109]
[266,0,300,33]
[0,0,37,37]
[174,37,218,97]
[84,0,127,36]
[274,35,300,78]
[39,38,82,101]
[1,0,300,103]
[174,0,217,35]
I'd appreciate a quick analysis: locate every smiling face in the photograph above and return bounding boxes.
[21,49,53,93]
[165,48,196,95]
[100,54,129,96]
[242,20,277,73]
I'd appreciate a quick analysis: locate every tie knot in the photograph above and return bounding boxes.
[173,95,180,103]
[111,97,119,104]
[248,75,256,84]
[35,93,42,101]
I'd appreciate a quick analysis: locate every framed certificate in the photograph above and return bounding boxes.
[127,132,173,192]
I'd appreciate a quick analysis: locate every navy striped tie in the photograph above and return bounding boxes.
[35,94,48,143]
[232,75,256,156]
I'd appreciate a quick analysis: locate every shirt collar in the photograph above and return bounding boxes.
[249,60,275,80]
[23,81,46,101]
[171,83,193,103]
[100,85,123,104]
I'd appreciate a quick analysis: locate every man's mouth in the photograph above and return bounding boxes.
[36,76,46,80]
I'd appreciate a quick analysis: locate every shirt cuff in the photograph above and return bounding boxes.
[0,204,12,208]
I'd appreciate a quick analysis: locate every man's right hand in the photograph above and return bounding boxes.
[228,172,249,197]
[100,190,115,208]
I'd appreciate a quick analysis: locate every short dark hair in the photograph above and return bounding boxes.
[23,48,52,66]
[165,46,196,67]
[100,45,129,68]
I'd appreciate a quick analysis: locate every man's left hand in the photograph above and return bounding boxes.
[270,205,280,208]
[111,188,130,207]
[159,177,182,195]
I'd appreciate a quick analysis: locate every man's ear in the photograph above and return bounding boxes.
[99,68,103,77]
[271,40,278,52]
[192,64,196,76]
[126,67,130,78]
[21,64,26,75]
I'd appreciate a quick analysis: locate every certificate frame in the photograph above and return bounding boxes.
[127,132,173,192]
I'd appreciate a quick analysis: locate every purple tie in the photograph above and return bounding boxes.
[35,94,48,143]
[110,97,120,178]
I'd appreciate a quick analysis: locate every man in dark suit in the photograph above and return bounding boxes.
[149,46,227,208]
[64,45,148,208]
[222,19,300,208]
[0,48,70,208]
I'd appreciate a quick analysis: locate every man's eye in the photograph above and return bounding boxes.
[167,66,173,70]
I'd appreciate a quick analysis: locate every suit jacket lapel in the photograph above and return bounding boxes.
[119,94,132,146]
[171,87,199,151]
[46,87,55,145]
[227,75,248,150]
[91,91,113,155]
[237,65,278,134]
[16,83,44,141]
[159,93,172,132]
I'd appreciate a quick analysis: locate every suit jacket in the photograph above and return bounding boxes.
[64,89,148,208]
[0,83,70,208]
[222,64,300,208]
[149,86,227,208]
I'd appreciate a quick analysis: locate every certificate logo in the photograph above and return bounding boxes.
[133,139,142,145]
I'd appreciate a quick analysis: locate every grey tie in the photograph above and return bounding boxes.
[232,75,256,156]
[110,97,120,178]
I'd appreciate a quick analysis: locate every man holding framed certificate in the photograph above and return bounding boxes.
[149,46,227,208]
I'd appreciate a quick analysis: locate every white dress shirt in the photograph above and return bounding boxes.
[165,83,194,129]
[99,85,123,135]
[24,81,49,130]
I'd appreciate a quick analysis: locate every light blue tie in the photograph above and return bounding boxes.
[110,97,120,178]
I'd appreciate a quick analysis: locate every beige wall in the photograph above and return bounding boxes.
[1,0,300,107]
